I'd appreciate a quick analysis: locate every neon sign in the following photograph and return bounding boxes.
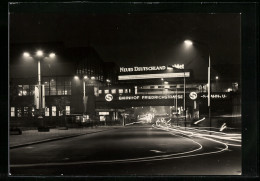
[105,94,113,102]
[120,66,166,72]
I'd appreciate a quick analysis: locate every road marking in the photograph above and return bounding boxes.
[10,126,232,167]
[150,150,165,153]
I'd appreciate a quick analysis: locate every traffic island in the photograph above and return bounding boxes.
[37,126,50,132]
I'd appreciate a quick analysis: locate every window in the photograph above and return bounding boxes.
[124,89,128,93]
[50,78,56,95]
[11,107,15,117]
[23,85,29,96]
[64,78,71,95]
[104,90,109,94]
[119,89,123,94]
[59,111,63,116]
[24,107,28,117]
[52,106,56,116]
[57,77,64,95]
[66,106,70,115]
[18,85,23,96]
[29,85,35,95]
[98,90,102,94]
[45,107,49,116]
[111,89,116,94]
[57,85,64,95]
[32,107,35,117]
[17,107,22,117]
[129,89,131,93]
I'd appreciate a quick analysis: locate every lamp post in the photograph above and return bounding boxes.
[184,40,211,134]
[23,50,55,119]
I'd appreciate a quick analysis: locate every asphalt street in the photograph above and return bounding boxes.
[10,124,241,176]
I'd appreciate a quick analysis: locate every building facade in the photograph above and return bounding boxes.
[9,43,241,127]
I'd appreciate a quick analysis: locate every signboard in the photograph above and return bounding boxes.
[105,94,113,102]
[120,66,166,73]
[189,92,197,100]
[118,94,183,101]
[102,93,230,102]
[119,64,185,73]
[118,72,190,80]
[99,112,110,115]
[200,93,229,99]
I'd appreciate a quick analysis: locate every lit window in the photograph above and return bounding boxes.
[11,107,15,117]
[50,78,56,95]
[111,89,116,94]
[30,85,35,95]
[24,107,28,117]
[23,85,29,96]
[104,90,109,94]
[129,89,131,93]
[17,107,22,117]
[66,106,70,115]
[125,89,128,93]
[52,106,56,116]
[98,90,102,94]
[32,107,35,117]
[119,89,123,94]
[18,85,23,96]
[45,107,49,116]
[59,111,63,116]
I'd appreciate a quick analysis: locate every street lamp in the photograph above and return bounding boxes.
[184,40,212,133]
[23,50,56,118]
[74,75,88,114]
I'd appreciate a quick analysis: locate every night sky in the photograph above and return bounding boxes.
[10,12,241,80]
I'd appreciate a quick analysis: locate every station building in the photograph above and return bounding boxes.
[9,43,241,127]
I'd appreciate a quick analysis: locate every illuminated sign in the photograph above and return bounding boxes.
[200,93,229,99]
[118,72,190,80]
[105,94,113,102]
[118,95,183,100]
[172,64,184,69]
[120,66,166,73]
[189,92,197,100]
[99,112,110,115]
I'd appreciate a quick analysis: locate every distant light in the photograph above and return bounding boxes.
[161,78,164,81]
[49,53,55,58]
[106,79,111,83]
[227,88,232,92]
[74,76,79,80]
[91,76,95,80]
[164,81,168,84]
[215,76,219,80]
[23,52,30,58]
[36,50,43,57]
[84,76,88,79]
[184,40,193,47]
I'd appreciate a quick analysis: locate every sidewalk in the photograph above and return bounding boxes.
[9,127,120,148]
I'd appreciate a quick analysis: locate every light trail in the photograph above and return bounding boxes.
[194,117,205,125]
[11,125,232,168]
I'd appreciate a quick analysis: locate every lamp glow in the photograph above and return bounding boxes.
[36,50,43,57]
[49,53,55,58]
[184,40,193,47]
[23,52,30,58]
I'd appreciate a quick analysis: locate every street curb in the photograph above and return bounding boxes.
[9,128,117,149]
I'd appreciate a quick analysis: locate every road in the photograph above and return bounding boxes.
[10,124,241,176]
